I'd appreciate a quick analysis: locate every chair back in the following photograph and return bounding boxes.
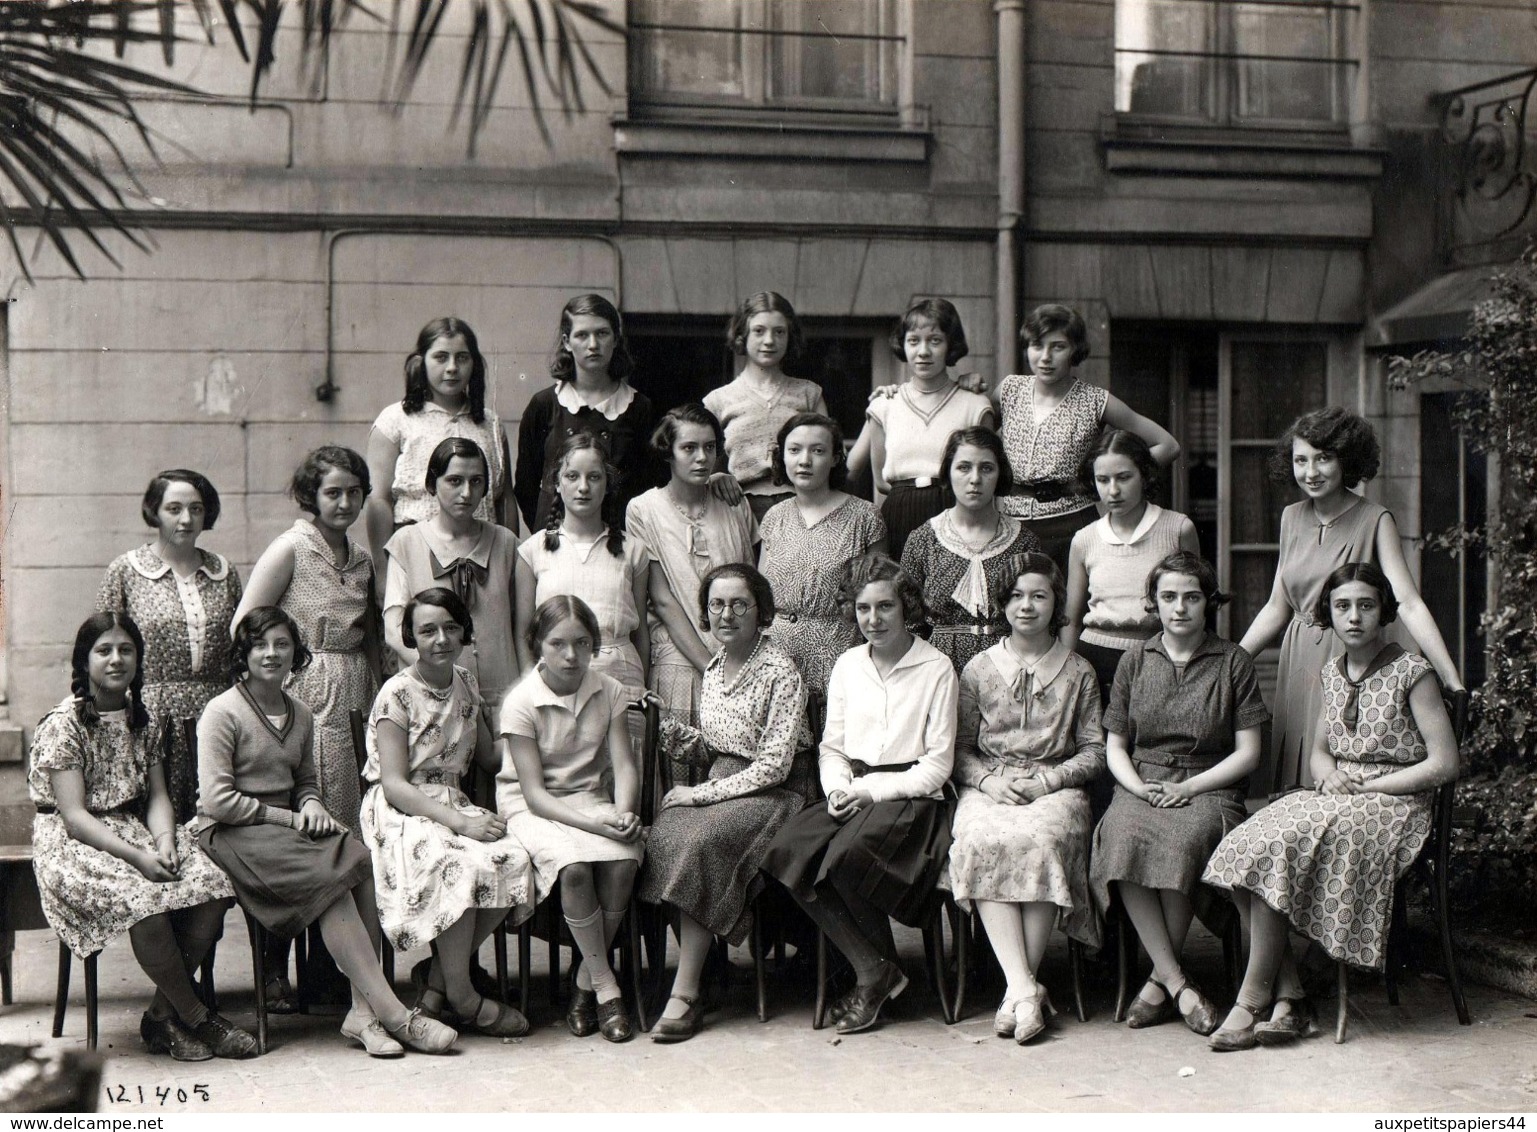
[348,709,368,776]
[632,699,661,825]
[1427,687,1470,870]
[796,692,825,804]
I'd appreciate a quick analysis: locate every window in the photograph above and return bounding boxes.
[1114,0,1355,128]
[630,0,902,118]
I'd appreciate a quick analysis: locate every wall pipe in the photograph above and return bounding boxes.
[995,0,1026,379]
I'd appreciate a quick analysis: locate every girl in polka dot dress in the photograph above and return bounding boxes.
[1202,563,1459,1052]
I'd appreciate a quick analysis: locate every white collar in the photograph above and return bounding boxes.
[554,380,636,421]
[523,666,606,713]
[985,638,1071,690]
[857,634,942,677]
[1096,503,1163,546]
[126,544,230,582]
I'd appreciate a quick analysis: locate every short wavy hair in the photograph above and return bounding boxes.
[1078,428,1158,499]
[889,298,969,366]
[1021,303,1090,366]
[1144,551,1231,623]
[289,446,371,515]
[1269,406,1381,488]
[401,587,475,649]
[696,562,776,633]
[839,552,928,633]
[141,469,221,530]
[726,291,807,370]
[770,411,847,490]
[549,293,635,383]
[1315,562,1399,629]
[939,426,1014,503]
[649,402,726,468]
[993,551,1069,636]
[231,606,312,683]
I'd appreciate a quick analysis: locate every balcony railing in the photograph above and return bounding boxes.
[1434,67,1537,266]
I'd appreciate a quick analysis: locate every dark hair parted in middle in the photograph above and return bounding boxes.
[289,446,371,515]
[1315,562,1400,629]
[141,469,221,530]
[1021,303,1091,366]
[889,298,970,367]
[993,551,1070,637]
[726,291,806,369]
[230,606,312,683]
[939,426,1015,503]
[401,587,476,650]
[70,611,151,731]
[1078,428,1159,498]
[424,437,491,493]
[695,562,776,633]
[1144,551,1231,619]
[542,430,627,557]
[839,552,928,633]
[649,402,726,466]
[771,411,847,490]
[525,594,602,657]
[1269,406,1382,488]
[549,293,635,384]
[402,317,488,423]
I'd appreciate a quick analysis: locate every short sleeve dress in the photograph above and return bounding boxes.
[371,401,508,527]
[29,700,234,957]
[359,667,534,951]
[497,667,646,901]
[1090,634,1271,921]
[757,496,886,697]
[98,545,243,824]
[1204,647,1438,970]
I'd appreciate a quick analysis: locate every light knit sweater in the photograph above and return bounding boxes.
[1074,505,1197,650]
[703,376,827,493]
[196,683,320,828]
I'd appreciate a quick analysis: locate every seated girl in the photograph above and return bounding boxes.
[361,587,536,1037]
[761,553,958,1036]
[31,612,252,1061]
[638,563,810,1042]
[1202,563,1459,1051]
[1090,551,1268,1037]
[498,595,645,1043]
[198,607,457,1058]
[947,553,1105,1044]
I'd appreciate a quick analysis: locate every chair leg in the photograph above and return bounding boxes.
[0,930,13,1007]
[1385,887,1408,1007]
[626,904,650,1033]
[1113,905,1132,1024]
[752,905,768,1023]
[494,919,510,1004]
[198,947,218,1011]
[52,942,71,1038]
[812,931,829,1030]
[1334,961,1349,1044]
[84,954,99,1051]
[382,939,395,988]
[517,921,532,1018]
[924,914,955,1025]
[1429,863,1471,1025]
[1069,938,1088,1023]
[246,913,269,1055]
[293,927,309,1013]
[548,933,561,1007]
[952,907,969,1025]
[1223,916,1243,998]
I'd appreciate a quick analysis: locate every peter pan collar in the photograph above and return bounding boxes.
[986,638,1072,691]
[525,665,607,714]
[1096,504,1164,547]
[127,544,230,582]
[554,380,636,421]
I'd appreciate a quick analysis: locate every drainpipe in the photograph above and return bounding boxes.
[995,0,1026,380]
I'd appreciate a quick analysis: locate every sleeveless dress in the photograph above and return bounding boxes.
[1205,649,1438,970]
[1264,495,1390,794]
[277,520,377,827]
[995,376,1108,568]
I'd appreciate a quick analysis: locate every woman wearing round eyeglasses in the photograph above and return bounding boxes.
[638,563,810,1042]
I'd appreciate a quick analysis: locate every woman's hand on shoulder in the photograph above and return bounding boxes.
[660,785,696,810]
[457,808,508,843]
[297,799,343,837]
[708,473,744,505]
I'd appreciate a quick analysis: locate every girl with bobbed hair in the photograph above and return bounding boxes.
[1239,406,1463,794]
[366,317,513,576]
[513,294,662,531]
[706,291,828,522]
[100,469,243,825]
[30,612,252,1061]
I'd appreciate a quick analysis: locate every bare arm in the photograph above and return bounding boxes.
[1103,393,1181,467]
[1104,730,1151,800]
[1374,513,1465,691]
[1062,535,1090,653]
[51,767,174,880]
[648,564,714,673]
[608,711,641,817]
[1238,565,1295,656]
[231,537,296,636]
[505,734,630,840]
[381,554,416,669]
[1350,675,1459,796]
[364,427,401,579]
[629,561,652,688]
[513,555,537,675]
[846,418,875,483]
[376,718,473,830]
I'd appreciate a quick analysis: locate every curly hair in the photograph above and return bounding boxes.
[1021,303,1090,366]
[526,594,602,658]
[230,607,312,684]
[839,552,928,633]
[993,551,1069,637]
[889,298,969,367]
[696,562,776,634]
[141,469,221,530]
[770,411,847,490]
[1269,406,1381,488]
[402,317,487,423]
[424,437,490,494]
[70,611,151,731]
[649,402,725,470]
[726,291,806,370]
[289,446,371,515]
[549,294,635,383]
[1144,551,1231,622]
[939,426,1014,503]
[1078,428,1158,499]
[401,587,476,650]
[542,431,626,557]
[1315,562,1400,629]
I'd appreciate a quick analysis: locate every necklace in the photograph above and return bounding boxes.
[722,632,766,684]
[666,484,708,524]
[943,510,1002,554]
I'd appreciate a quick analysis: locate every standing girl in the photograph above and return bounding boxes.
[705,291,828,522]
[859,299,994,558]
[626,404,758,732]
[99,469,243,824]
[761,554,958,1036]
[995,304,1179,568]
[384,438,520,729]
[499,595,646,1042]
[1240,407,1463,794]
[366,318,513,575]
[947,554,1105,1044]
[900,426,1041,673]
[31,613,252,1061]
[513,294,658,532]
[362,588,534,1037]
[515,432,651,703]
[1204,564,1459,1050]
[1090,552,1269,1038]
[757,412,888,697]
[1064,430,1200,700]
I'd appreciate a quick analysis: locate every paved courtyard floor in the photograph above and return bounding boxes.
[2,910,1534,1113]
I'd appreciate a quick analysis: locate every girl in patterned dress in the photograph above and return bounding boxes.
[1203,564,1458,1052]
[705,292,829,522]
[900,426,1041,673]
[365,317,514,576]
[757,412,888,697]
[947,553,1105,1045]
[99,469,242,825]
[361,588,535,1038]
[639,563,809,1042]
[994,304,1179,569]
[31,612,253,1062]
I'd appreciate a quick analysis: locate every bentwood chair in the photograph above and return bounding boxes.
[949,907,1090,1025]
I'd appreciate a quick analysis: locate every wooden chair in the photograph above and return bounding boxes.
[344,710,393,988]
[950,905,1090,1025]
[1335,688,1473,1042]
[1112,896,1243,1023]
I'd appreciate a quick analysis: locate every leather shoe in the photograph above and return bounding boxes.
[191,1011,259,1059]
[994,996,1022,1038]
[834,962,909,1035]
[1125,981,1176,1029]
[459,996,530,1038]
[140,1012,213,1062]
[825,986,859,1025]
[341,1009,405,1058]
[650,994,703,1043]
[567,983,599,1037]
[1254,997,1316,1046]
[1014,987,1056,1044]
[1171,979,1220,1036]
[383,1007,458,1054]
[1209,1003,1265,1052]
[597,995,634,1043]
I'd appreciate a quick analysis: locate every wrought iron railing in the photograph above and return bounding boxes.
[1434,67,1537,265]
